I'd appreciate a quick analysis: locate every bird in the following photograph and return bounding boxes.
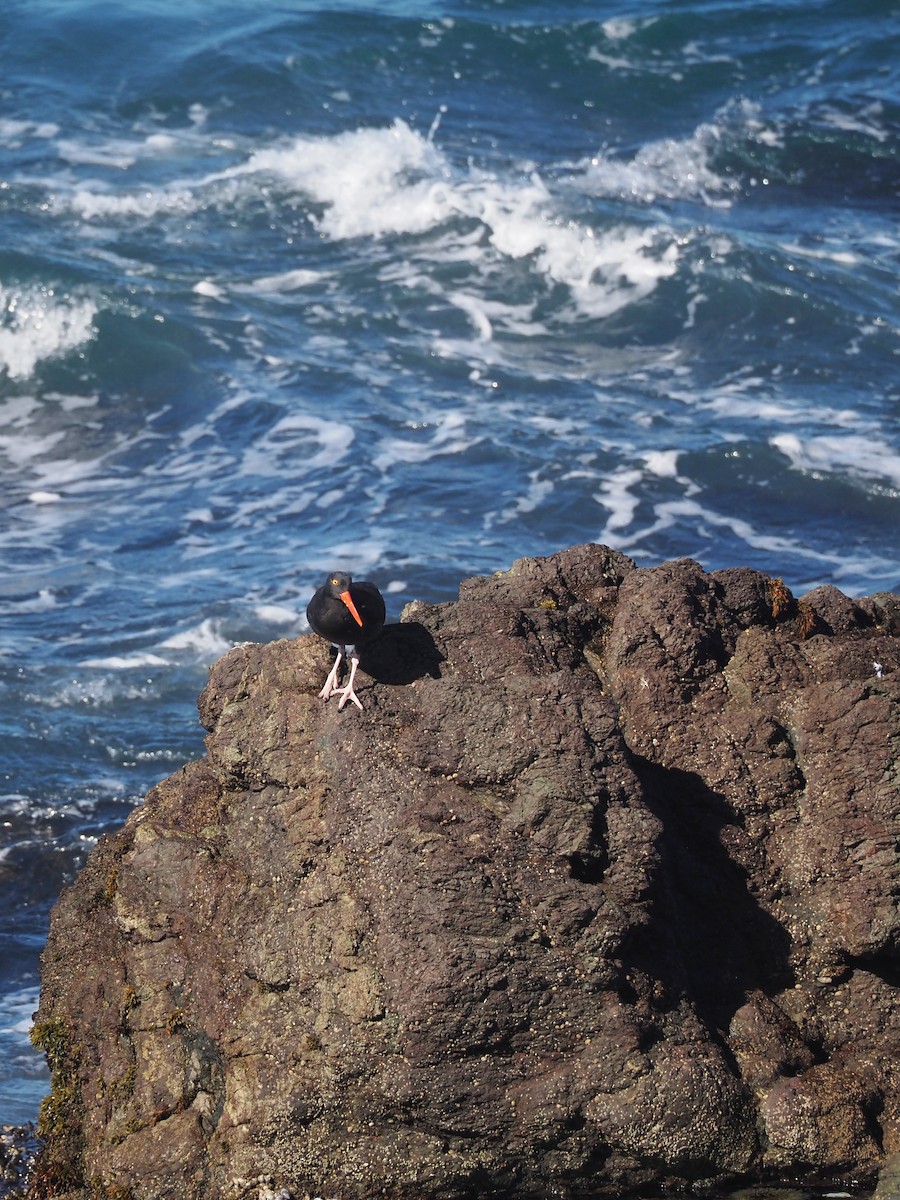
[306,571,386,711]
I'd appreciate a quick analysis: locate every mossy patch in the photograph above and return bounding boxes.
[29,1017,85,1197]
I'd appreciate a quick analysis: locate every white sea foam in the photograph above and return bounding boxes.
[78,619,234,674]
[771,433,900,490]
[577,100,768,207]
[642,450,681,478]
[694,380,864,430]
[160,618,234,661]
[217,487,312,532]
[821,101,889,144]
[69,182,199,220]
[315,487,344,510]
[446,290,495,341]
[0,118,58,145]
[33,673,165,714]
[442,291,547,344]
[144,132,178,154]
[529,415,579,436]
[56,137,139,169]
[50,116,687,322]
[304,540,390,578]
[582,130,733,207]
[0,987,40,1037]
[78,653,170,670]
[0,285,97,380]
[655,500,844,564]
[193,279,225,299]
[495,474,555,524]
[14,589,58,612]
[600,17,645,41]
[214,121,681,319]
[598,485,848,571]
[481,182,680,317]
[0,425,66,467]
[595,467,645,533]
[56,124,194,170]
[237,119,453,240]
[244,268,324,293]
[371,410,475,472]
[240,413,354,477]
[779,241,860,266]
[254,603,300,625]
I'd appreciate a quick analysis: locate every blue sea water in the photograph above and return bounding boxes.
[0,0,898,1141]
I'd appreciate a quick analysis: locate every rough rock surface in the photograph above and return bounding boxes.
[28,545,900,1200]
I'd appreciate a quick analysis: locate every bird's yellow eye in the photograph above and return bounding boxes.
[331,576,340,586]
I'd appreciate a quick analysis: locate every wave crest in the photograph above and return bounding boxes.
[0,285,97,380]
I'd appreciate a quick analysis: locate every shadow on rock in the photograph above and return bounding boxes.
[626,756,795,1030]
[358,620,444,686]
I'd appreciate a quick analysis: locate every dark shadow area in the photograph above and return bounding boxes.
[567,796,610,886]
[621,754,795,1033]
[358,621,445,686]
[850,953,900,990]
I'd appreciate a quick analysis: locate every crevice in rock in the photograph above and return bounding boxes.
[849,954,900,990]
[566,799,610,887]
[863,1091,886,1156]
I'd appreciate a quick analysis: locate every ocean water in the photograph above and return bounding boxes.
[0,0,898,1147]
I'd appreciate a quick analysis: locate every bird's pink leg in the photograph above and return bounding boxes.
[336,653,364,711]
[318,647,344,700]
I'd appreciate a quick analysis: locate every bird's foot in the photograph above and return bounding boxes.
[336,684,364,711]
[318,649,343,700]
[335,655,364,711]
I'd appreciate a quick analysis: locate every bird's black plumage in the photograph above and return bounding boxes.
[307,571,385,646]
[307,572,385,710]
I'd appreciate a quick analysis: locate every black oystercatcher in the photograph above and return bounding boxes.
[306,571,386,711]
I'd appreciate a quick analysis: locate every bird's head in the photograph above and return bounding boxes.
[326,571,363,627]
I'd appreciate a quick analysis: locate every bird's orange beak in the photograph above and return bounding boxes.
[339,589,364,628]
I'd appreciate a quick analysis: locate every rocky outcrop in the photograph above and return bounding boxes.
[28,545,900,1200]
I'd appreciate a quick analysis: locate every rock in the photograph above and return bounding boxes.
[875,1151,900,1200]
[27,545,900,1200]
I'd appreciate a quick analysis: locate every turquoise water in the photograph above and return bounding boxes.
[0,0,898,1134]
